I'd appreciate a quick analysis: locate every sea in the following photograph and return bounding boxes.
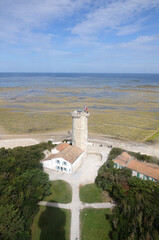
[0,73,159,104]
[0,73,159,89]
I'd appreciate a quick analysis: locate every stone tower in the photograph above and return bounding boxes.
[71,110,89,151]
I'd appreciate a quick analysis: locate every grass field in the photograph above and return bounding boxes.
[43,180,72,203]
[146,131,159,143]
[0,86,159,141]
[80,208,112,240]
[32,206,71,240]
[80,183,113,203]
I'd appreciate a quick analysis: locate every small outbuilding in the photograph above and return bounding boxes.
[43,142,85,174]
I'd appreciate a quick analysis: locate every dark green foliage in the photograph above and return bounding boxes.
[107,147,159,166]
[0,141,53,240]
[107,147,123,162]
[96,167,131,199]
[96,147,159,240]
[107,160,114,169]
[0,205,25,240]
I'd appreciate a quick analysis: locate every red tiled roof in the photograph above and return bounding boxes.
[44,154,57,161]
[113,151,132,166]
[113,152,159,180]
[56,142,69,152]
[44,143,83,164]
[127,159,159,180]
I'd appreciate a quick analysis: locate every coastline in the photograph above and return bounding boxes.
[0,74,159,143]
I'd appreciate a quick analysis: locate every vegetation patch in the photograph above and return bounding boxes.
[96,148,159,240]
[32,206,71,240]
[43,180,72,203]
[105,147,159,167]
[146,131,159,143]
[80,208,111,240]
[1,86,159,141]
[0,107,71,134]
[80,183,112,203]
[0,142,53,239]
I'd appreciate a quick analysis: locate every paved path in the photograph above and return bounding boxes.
[43,146,110,240]
[39,198,114,240]
[39,201,114,210]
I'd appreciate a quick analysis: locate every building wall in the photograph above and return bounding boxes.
[72,152,86,173]
[54,157,72,173]
[43,159,54,169]
[43,157,72,173]
[71,110,89,151]
[114,162,156,181]
[43,153,85,174]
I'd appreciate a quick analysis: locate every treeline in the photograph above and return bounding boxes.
[107,147,159,166]
[0,141,54,240]
[96,148,159,240]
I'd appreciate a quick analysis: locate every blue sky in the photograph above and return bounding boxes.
[0,0,159,73]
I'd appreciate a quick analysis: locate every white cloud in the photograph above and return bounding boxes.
[0,0,91,43]
[119,35,159,48]
[71,0,159,37]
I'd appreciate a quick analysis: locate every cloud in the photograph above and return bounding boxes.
[119,35,159,48]
[0,0,91,44]
[71,0,159,37]
[0,0,90,26]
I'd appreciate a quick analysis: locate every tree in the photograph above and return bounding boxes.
[0,205,24,240]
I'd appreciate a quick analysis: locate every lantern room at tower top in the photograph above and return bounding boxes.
[71,109,89,152]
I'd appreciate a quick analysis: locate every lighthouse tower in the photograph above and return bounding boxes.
[71,109,89,151]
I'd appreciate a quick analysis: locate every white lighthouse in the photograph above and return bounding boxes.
[71,109,89,151]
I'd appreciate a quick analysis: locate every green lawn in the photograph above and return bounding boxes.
[43,180,72,203]
[80,183,113,203]
[80,208,112,240]
[32,206,71,240]
[146,131,159,143]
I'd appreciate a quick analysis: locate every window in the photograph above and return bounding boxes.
[56,160,60,164]
[146,176,150,180]
[137,172,140,178]
[115,163,117,168]
[56,166,60,170]
[63,161,67,166]
[64,168,67,172]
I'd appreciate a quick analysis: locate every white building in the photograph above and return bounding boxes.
[113,152,159,182]
[43,142,85,174]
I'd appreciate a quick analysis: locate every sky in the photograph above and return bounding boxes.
[0,0,159,73]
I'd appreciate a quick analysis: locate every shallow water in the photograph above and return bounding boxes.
[0,73,159,88]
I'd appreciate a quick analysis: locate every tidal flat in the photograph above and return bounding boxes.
[0,86,159,142]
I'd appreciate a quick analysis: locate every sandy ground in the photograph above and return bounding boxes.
[1,131,158,157]
[0,131,69,148]
[0,130,70,141]
[0,138,39,149]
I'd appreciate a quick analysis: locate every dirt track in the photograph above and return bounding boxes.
[0,131,158,158]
